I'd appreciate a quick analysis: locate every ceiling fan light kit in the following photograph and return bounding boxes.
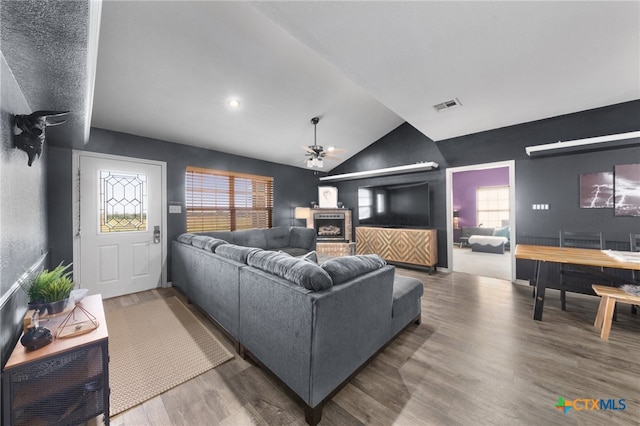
[303,117,345,168]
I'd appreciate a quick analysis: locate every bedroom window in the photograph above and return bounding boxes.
[186,166,273,232]
[476,185,510,228]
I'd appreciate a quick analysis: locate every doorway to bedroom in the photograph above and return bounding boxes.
[446,161,515,281]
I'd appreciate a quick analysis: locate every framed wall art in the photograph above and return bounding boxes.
[579,172,614,208]
[318,186,338,208]
[614,163,640,216]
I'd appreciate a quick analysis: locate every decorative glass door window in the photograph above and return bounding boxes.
[99,170,148,232]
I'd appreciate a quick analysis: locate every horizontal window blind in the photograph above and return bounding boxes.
[186,166,273,232]
[476,185,510,228]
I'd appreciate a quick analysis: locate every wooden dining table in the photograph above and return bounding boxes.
[514,244,640,320]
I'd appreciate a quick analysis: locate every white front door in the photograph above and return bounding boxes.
[74,152,166,299]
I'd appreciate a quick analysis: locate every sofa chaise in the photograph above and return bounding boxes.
[171,226,424,425]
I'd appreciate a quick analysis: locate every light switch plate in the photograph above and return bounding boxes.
[169,205,181,214]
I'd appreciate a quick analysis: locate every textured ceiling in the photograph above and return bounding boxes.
[2,1,639,170]
[1,0,91,148]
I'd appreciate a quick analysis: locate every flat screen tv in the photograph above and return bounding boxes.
[358,181,430,228]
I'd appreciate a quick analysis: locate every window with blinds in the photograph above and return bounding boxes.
[476,185,510,228]
[186,166,273,232]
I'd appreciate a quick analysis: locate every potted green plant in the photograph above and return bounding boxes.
[24,262,75,314]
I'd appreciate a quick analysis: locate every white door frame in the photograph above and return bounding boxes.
[72,151,168,289]
[445,160,516,282]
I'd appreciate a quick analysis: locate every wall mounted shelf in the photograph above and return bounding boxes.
[525,130,640,157]
[319,162,439,182]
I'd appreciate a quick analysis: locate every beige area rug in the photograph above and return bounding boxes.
[105,296,234,416]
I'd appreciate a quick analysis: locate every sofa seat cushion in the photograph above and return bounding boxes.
[247,250,333,291]
[321,255,386,285]
[392,275,424,317]
[279,247,311,257]
[215,244,261,264]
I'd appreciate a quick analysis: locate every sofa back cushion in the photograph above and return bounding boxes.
[215,244,261,264]
[231,229,268,249]
[200,231,233,243]
[176,233,227,252]
[191,235,228,252]
[321,254,387,285]
[177,233,197,245]
[289,227,317,250]
[263,226,290,249]
[247,250,333,291]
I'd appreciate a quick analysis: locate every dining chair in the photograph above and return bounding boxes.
[630,233,640,314]
[559,230,604,311]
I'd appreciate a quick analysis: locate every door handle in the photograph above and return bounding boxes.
[153,226,161,244]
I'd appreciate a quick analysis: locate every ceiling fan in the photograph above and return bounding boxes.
[301,117,346,168]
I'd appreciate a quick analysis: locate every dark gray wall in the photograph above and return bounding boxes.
[329,100,640,275]
[47,127,322,279]
[325,123,448,266]
[0,55,48,373]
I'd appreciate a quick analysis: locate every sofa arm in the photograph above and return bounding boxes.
[308,265,395,406]
[289,226,317,251]
[238,264,394,407]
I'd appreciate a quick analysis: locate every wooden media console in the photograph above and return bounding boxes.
[355,226,438,272]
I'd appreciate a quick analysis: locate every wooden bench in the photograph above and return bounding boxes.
[592,285,640,340]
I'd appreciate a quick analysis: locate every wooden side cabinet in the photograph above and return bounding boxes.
[2,294,109,426]
[356,226,438,272]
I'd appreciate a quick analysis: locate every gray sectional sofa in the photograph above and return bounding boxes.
[171,226,424,425]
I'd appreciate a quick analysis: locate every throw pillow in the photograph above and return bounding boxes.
[247,250,332,291]
[321,254,387,285]
[492,225,510,240]
[302,250,318,264]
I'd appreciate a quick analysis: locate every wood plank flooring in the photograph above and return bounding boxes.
[96,269,640,425]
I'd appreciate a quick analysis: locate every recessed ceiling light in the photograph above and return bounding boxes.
[229,99,240,109]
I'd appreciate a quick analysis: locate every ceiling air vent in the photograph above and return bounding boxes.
[433,98,462,112]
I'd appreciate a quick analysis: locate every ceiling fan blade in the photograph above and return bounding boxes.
[324,155,342,161]
[301,145,315,153]
[327,148,346,154]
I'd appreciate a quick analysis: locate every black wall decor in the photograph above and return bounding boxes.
[14,110,69,166]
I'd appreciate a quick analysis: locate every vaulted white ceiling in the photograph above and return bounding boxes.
[7,1,639,171]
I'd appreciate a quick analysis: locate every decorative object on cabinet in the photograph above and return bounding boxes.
[22,262,75,315]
